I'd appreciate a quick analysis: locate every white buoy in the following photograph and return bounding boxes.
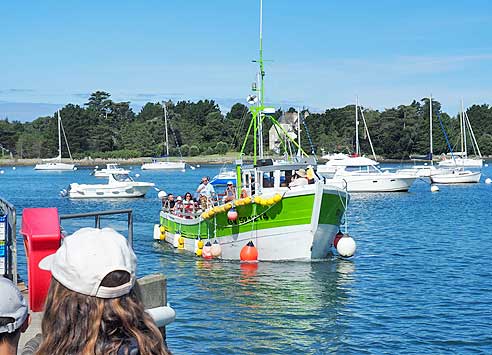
[485,178,492,184]
[431,185,440,192]
[12,166,16,170]
[485,164,489,167]
[0,170,4,175]
[157,190,167,199]
[336,234,356,257]
[181,169,186,173]
[74,167,78,170]
[135,173,140,178]
[196,164,200,168]
[95,165,99,169]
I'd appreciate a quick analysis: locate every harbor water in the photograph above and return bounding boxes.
[1,163,491,354]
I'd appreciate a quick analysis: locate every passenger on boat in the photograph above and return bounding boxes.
[174,196,184,216]
[196,176,215,199]
[289,169,309,187]
[223,181,236,202]
[35,228,170,355]
[0,278,30,355]
[164,193,176,212]
[183,192,195,218]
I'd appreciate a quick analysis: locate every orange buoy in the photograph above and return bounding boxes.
[333,231,343,248]
[240,241,258,262]
[202,241,213,259]
[227,209,238,221]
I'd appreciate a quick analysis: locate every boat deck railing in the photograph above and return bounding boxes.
[0,196,17,283]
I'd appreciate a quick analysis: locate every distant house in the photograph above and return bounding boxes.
[268,111,298,153]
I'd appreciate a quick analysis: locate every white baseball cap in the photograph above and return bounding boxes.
[0,277,28,333]
[39,227,137,299]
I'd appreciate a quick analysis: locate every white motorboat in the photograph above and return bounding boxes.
[210,167,237,186]
[141,159,186,170]
[66,173,155,199]
[35,111,75,171]
[320,156,417,192]
[141,102,187,171]
[92,163,130,177]
[430,169,481,184]
[319,98,416,192]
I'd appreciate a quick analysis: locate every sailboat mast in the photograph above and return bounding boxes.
[460,99,464,157]
[355,96,359,156]
[429,95,433,165]
[163,102,169,157]
[297,107,301,157]
[57,111,62,159]
[462,99,467,158]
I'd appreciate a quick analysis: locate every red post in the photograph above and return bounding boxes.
[20,208,60,312]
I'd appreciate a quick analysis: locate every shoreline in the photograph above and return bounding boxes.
[1,155,489,167]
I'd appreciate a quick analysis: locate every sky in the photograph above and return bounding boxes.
[1,0,492,121]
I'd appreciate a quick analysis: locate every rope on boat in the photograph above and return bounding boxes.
[209,191,288,228]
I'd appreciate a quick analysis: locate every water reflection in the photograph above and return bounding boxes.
[163,253,357,355]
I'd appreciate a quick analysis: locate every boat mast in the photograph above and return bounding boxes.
[163,102,169,157]
[460,99,464,157]
[257,0,265,160]
[429,95,433,165]
[57,110,62,160]
[461,99,467,159]
[355,96,360,156]
[297,107,301,157]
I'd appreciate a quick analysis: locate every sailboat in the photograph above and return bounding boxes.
[153,0,353,261]
[141,102,186,171]
[34,111,75,171]
[318,97,417,192]
[429,106,481,184]
[438,100,483,168]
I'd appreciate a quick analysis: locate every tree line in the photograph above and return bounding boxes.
[1,91,492,160]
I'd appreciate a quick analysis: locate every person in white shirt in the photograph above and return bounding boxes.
[196,176,215,198]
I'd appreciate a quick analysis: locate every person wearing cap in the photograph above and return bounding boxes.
[196,176,215,199]
[289,168,309,187]
[0,277,30,355]
[35,227,169,355]
[223,181,236,202]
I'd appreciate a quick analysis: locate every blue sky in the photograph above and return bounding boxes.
[1,0,491,121]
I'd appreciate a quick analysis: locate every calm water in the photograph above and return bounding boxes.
[1,163,492,354]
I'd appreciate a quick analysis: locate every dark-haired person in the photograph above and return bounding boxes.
[223,181,236,203]
[0,277,30,355]
[35,227,170,355]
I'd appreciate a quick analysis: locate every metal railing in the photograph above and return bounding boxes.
[59,209,134,246]
[0,196,17,283]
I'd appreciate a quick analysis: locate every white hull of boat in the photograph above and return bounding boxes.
[141,161,186,170]
[93,169,130,177]
[159,223,339,261]
[68,182,154,198]
[430,171,481,184]
[34,162,75,171]
[438,158,483,168]
[324,174,416,192]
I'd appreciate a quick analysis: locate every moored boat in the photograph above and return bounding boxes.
[65,173,155,198]
[430,169,481,184]
[34,111,76,171]
[92,163,130,177]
